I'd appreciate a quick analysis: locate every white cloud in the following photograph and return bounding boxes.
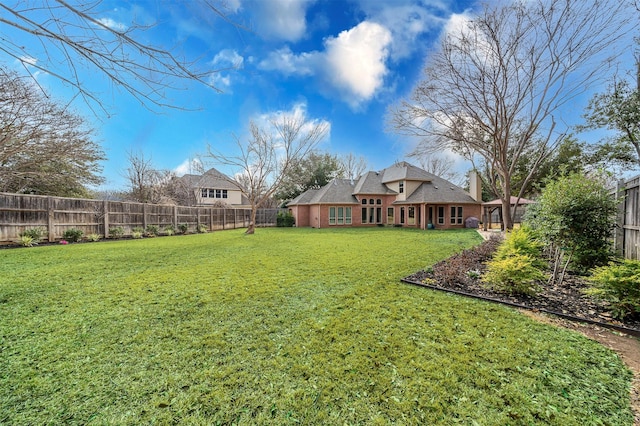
[174,158,203,176]
[210,49,244,90]
[258,47,318,76]
[258,21,392,109]
[252,0,315,42]
[97,17,128,32]
[324,21,392,107]
[252,102,331,144]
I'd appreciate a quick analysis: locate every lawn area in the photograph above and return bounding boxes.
[0,227,633,425]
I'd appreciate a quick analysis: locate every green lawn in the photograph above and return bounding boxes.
[0,228,633,425]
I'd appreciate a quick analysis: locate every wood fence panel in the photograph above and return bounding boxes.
[0,192,270,243]
[615,175,640,260]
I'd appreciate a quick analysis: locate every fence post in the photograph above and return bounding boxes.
[614,179,626,256]
[47,196,55,242]
[173,205,178,228]
[143,203,148,230]
[103,200,109,237]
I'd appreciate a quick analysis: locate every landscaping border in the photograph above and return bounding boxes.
[401,276,640,338]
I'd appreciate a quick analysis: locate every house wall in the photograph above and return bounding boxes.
[290,205,310,227]
[195,190,243,206]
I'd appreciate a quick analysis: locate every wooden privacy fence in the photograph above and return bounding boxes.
[0,192,282,243]
[614,174,640,260]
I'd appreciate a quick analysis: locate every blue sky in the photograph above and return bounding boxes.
[3,0,637,190]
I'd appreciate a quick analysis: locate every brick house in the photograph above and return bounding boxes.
[287,162,482,229]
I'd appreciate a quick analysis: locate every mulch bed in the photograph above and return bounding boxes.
[403,235,640,337]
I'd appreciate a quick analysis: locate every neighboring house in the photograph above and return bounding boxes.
[287,162,482,229]
[179,168,247,207]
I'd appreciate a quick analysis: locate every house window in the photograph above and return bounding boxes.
[408,206,416,225]
[376,199,382,205]
[222,190,228,199]
[362,199,367,204]
[369,198,374,205]
[400,207,405,224]
[369,207,375,224]
[399,181,404,193]
[215,189,222,198]
[387,207,394,224]
[330,207,351,225]
[376,207,382,223]
[451,206,463,224]
[361,207,367,223]
[201,188,208,198]
[437,206,445,225]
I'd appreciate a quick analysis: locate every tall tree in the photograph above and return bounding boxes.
[274,152,343,204]
[0,1,238,113]
[390,0,635,229]
[208,112,329,234]
[339,153,369,181]
[0,68,104,196]
[581,77,640,170]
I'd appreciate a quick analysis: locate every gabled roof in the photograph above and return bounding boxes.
[289,179,358,205]
[396,179,477,204]
[381,161,433,183]
[181,168,242,191]
[353,171,396,195]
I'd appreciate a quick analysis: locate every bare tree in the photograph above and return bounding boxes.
[0,67,104,196]
[124,151,179,204]
[415,154,463,186]
[339,152,368,181]
[208,115,329,234]
[390,0,636,229]
[0,1,239,113]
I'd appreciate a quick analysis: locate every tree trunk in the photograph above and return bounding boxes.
[245,207,257,234]
[501,174,514,230]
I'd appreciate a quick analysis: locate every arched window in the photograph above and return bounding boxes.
[362,199,367,204]
[376,199,382,205]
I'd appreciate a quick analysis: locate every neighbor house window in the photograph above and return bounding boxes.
[451,206,463,224]
[201,188,208,198]
[408,206,416,225]
[387,207,394,224]
[437,206,445,225]
[399,181,404,193]
[330,206,351,225]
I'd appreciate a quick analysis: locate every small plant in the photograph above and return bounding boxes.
[62,228,83,243]
[86,233,102,242]
[19,235,36,247]
[132,226,144,234]
[586,259,640,319]
[59,240,68,245]
[482,254,546,296]
[197,224,208,233]
[178,223,189,234]
[145,225,159,237]
[131,231,144,239]
[163,225,175,236]
[20,227,46,243]
[109,226,125,239]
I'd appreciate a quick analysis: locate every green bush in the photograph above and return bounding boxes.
[131,231,144,239]
[20,227,46,243]
[482,254,546,296]
[197,224,208,233]
[145,225,159,237]
[178,223,189,234]
[62,228,83,243]
[276,211,295,227]
[163,225,175,236]
[86,233,102,242]
[109,227,124,239]
[482,227,547,296]
[586,259,640,319]
[131,226,144,234]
